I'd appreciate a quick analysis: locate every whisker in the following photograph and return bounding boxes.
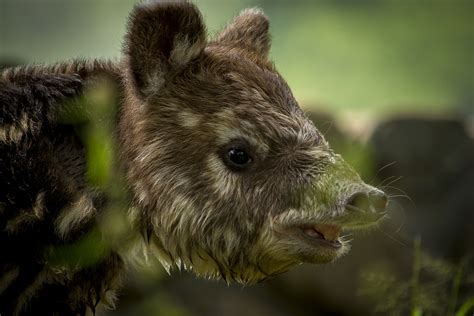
[387,194,411,201]
[368,162,398,186]
[377,161,397,174]
[376,175,397,187]
[380,176,403,188]
[383,186,414,206]
[377,225,407,247]
[386,199,407,234]
[340,237,353,243]
[321,121,334,137]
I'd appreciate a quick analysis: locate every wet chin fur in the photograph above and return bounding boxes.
[144,231,349,284]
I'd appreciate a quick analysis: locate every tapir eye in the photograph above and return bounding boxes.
[228,148,250,165]
[222,140,253,171]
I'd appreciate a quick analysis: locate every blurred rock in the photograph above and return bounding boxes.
[369,117,474,258]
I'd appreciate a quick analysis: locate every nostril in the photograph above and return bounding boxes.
[369,190,388,213]
[346,192,371,212]
[346,190,388,213]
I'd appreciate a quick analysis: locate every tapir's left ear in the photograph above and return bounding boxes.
[214,8,271,60]
[124,1,207,97]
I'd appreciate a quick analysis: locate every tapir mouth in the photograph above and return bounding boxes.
[274,193,389,262]
[279,207,387,253]
[298,223,343,249]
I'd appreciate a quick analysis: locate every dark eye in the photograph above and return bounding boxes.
[222,145,253,171]
[228,148,250,165]
[221,139,254,171]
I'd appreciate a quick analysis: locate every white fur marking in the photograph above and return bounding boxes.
[55,193,96,239]
[0,112,32,143]
[206,154,238,196]
[32,192,45,218]
[170,35,205,67]
[178,110,201,129]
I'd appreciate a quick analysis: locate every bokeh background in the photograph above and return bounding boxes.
[1,0,473,315]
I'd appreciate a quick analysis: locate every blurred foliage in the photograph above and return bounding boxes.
[120,263,192,316]
[359,237,474,316]
[47,79,185,315]
[82,81,117,189]
[46,227,109,269]
[47,80,135,270]
[129,293,189,316]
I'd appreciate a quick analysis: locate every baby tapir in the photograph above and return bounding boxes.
[0,1,387,315]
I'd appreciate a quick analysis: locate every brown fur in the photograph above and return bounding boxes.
[0,1,387,314]
[117,1,387,282]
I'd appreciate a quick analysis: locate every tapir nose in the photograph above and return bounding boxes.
[346,189,388,214]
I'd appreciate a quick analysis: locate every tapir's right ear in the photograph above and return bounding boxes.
[124,1,206,96]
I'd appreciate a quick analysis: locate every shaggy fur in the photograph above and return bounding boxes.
[0,2,387,315]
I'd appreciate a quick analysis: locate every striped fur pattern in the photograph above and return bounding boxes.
[0,1,386,315]
[0,62,125,314]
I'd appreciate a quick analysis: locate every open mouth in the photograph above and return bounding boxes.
[298,223,343,249]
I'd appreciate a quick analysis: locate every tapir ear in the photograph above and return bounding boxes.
[215,8,270,60]
[124,1,206,96]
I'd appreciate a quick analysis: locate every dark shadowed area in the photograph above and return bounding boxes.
[1,0,473,315]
